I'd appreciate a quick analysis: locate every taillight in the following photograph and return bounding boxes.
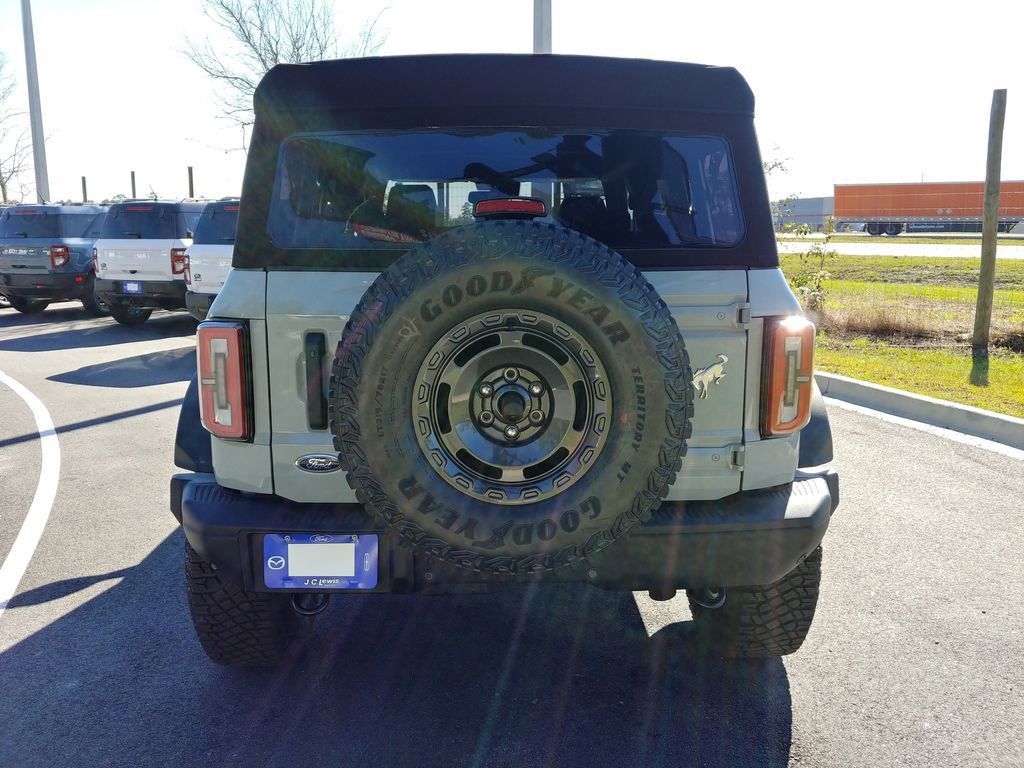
[473,197,547,218]
[183,253,192,285]
[762,316,816,437]
[92,247,99,273]
[171,247,188,275]
[50,245,70,269]
[197,321,252,440]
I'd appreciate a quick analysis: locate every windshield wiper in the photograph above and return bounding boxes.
[123,232,142,238]
[14,232,29,238]
[221,237,235,242]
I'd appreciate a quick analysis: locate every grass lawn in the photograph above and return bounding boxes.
[817,335,1024,418]
[777,234,1024,247]
[779,253,1024,290]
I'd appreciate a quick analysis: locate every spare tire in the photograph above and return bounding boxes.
[331,220,693,574]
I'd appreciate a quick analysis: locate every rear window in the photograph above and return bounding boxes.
[193,204,239,244]
[0,209,102,239]
[267,129,745,253]
[100,205,177,239]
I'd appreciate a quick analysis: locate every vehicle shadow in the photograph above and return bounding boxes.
[0,312,196,352]
[48,346,195,388]
[0,532,792,768]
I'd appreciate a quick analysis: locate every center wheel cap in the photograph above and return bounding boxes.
[413,310,611,505]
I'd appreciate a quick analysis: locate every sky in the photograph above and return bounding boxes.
[0,0,1021,204]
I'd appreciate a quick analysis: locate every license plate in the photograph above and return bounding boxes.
[122,281,142,294]
[263,533,378,590]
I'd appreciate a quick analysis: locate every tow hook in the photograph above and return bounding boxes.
[291,593,330,616]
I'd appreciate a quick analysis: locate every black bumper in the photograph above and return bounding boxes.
[185,290,216,320]
[0,271,89,300]
[170,470,839,594]
[95,277,186,309]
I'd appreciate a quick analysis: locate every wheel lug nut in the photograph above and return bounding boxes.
[479,383,493,397]
[528,382,543,396]
[504,425,520,440]
[479,411,494,425]
[503,368,519,382]
[529,409,544,425]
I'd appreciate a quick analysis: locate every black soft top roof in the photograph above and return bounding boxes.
[255,54,754,120]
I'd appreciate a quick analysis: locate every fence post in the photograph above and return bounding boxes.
[970,89,1007,385]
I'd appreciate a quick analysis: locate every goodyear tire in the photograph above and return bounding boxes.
[331,221,693,575]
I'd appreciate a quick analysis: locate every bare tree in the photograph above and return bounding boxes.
[0,53,32,204]
[184,0,386,136]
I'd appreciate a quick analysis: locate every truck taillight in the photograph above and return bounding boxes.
[183,253,192,285]
[50,245,70,268]
[197,321,252,441]
[762,316,815,437]
[171,247,188,275]
[92,247,99,273]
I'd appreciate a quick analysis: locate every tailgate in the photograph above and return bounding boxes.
[0,240,53,274]
[264,269,748,504]
[97,239,176,281]
[186,244,233,292]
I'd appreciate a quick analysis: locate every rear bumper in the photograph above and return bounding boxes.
[170,469,839,594]
[0,271,89,300]
[96,277,186,309]
[185,290,216,320]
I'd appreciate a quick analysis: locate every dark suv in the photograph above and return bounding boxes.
[171,55,838,667]
[0,204,108,315]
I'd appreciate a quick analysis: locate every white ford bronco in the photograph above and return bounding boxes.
[170,54,838,667]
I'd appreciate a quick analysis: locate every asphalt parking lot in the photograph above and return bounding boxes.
[1,302,1022,768]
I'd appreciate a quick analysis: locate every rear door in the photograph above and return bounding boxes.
[0,208,58,274]
[95,204,177,281]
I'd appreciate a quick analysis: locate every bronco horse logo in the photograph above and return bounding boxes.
[692,354,728,400]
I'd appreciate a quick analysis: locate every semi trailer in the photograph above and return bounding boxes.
[834,181,1024,235]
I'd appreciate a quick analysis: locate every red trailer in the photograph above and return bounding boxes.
[833,181,1024,235]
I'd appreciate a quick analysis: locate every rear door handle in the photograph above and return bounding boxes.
[304,332,328,430]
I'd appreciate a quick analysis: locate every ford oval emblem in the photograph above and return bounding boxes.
[296,454,341,473]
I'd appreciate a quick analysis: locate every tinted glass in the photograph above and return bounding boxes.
[83,212,106,238]
[193,204,239,244]
[268,130,744,252]
[0,209,60,238]
[59,213,102,238]
[99,204,176,239]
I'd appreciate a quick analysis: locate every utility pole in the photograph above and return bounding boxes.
[130,171,136,199]
[187,166,194,198]
[972,89,1007,359]
[81,176,87,202]
[533,0,552,54]
[20,0,50,203]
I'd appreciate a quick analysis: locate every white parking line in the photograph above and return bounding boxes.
[824,396,1024,461]
[0,370,61,619]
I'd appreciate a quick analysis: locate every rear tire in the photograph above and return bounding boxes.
[110,304,152,325]
[9,296,50,314]
[185,542,298,667]
[688,546,822,658]
[81,289,111,317]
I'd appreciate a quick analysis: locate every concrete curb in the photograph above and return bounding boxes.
[815,371,1024,451]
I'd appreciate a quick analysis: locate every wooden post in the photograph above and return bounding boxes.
[81,176,87,202]
[187,166,194,198]
[130,170,136,199]
[972,89,1007,355]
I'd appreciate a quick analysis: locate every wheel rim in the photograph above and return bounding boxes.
[413,310,611,505]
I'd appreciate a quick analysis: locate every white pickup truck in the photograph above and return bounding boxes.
[93,200,207,325]
[185,199,238,320]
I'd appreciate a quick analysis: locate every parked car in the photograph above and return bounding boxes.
[184,199,238,320]
[0,203,109,315]
[171,54,838,667]
[92,200,207,325]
